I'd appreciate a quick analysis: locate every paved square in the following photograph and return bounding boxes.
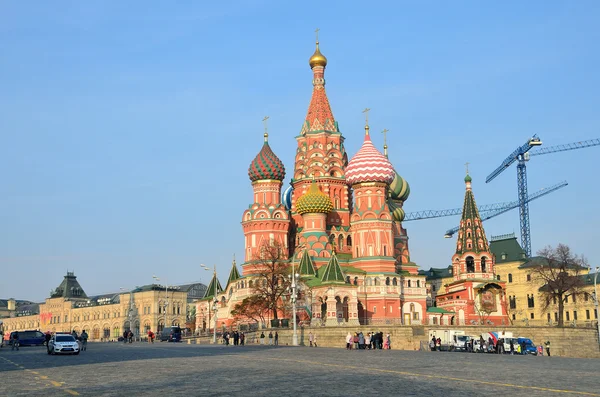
[1,343,599,396]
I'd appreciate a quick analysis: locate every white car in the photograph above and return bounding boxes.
[48,334,80,355]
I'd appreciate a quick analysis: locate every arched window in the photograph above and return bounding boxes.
[481,257,487,273]
[407,280,411,288]
[345,276,350,284]
[385,277,390,286]
[392,277,397,286]
[353,277,358,286]
[508,273,513,283]
[366,278,372,286]
[466,256,475,273]
[329,234,335,244]
[374,277,380,286]
[347,236,352,247]
[338,235,344,250]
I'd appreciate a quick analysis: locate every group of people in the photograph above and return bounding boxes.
[258,331,278,345]
[346,331,391,350]
[122,330,134,343]
[222,330,245,346]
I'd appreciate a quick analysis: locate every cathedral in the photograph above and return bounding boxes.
[195,38,428,331]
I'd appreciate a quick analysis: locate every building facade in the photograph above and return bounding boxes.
[1,272,206,340]
[196,39,427,331]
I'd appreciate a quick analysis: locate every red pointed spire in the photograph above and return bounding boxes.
[302,40,336,135]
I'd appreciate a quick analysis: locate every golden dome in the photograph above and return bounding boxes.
[309,42,327,68]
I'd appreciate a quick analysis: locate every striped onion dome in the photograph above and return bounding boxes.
[248,134,286,182]
[345,128,395,186]
[296,180,333,215]
[388,199,405,222]
[389,171,410,202]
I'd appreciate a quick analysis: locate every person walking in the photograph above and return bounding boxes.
[128,330,134,343]
[353,333,359,350]
[0,320,4,348]
[545,340,551,357]
[509,339,514,355]
[385,333,391,350]
[358,332,365,349]
[260,331,265,345]
[240,332,245,346]
[274,332,279,346]
[268,331,273,346]
[80,330,88,351]
[147,330,154,344]
[309,332,314,347]
[44,331,52,347]
[11,331,19,351]
[346,332,353,350]
[123,330,128,344]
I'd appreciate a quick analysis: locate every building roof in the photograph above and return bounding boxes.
[296,180,334,215]
[426,307,455,314]
[302,41,337,135]
[420,266,453,280]
[455,175,490,255]
[490,233,527,264]
[297,249,316,276]
[203,273,223,300]
[226,258,241,289]
[320,254,347,284]
[345,126,395,186]
[50,272,88,299]
[519,256,588,270]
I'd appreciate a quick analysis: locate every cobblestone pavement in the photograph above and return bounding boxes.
[1,342,599,396]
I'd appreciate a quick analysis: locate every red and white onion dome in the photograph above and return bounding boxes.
[346,128,395,186]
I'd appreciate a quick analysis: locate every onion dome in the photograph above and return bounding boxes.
[282,185,293,210]
[296,180,333,215]
[464,174,472,183]
[248,133,286,182]
[389,171,411,202]
[309,41,327,68]
[388,199,405,222]
[346,126,395,186]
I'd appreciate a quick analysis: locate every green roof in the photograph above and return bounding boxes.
[298,249,316,276]
[420,266,452,280]
[489,234,527,264]
[520,256,588,270]
[320,254,346,284]
[427,307,455,314]
[456,178,490,255]
[203,273,223,299]
[339,266,366,274]
[226,259,241,288]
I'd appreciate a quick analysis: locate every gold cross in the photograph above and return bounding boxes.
[362,108,371,125]
[382,128,389,146]
[315,28,320,43]
[262,116,269,133]
[465,162,470,174]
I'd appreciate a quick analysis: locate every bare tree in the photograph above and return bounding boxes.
[469,290,496,325]
[532,244,587,327]
[247,241,291,321]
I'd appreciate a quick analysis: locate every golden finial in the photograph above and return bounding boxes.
[362,108,371,135]
[382,128,389,156]
[232,253,236,266]
[309,28,327,68]
[262,116,269,142]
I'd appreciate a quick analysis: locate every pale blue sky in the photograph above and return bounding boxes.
[1,1,599,301]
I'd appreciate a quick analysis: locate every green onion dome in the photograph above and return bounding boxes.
[464,174,472,183]
[296,180,333,215]
[248,133,286,182]
[389,171,410,202]
[388,199,405,222]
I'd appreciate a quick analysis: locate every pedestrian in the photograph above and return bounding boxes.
[128,330,134,343]
[436,337,441,351]
[147,330,154,344]
[385,333,391,350]
[430,336,436,351]
[11,331,19,351]
[346,332,353,350]
[0,320,4,348]
[309,332,314,347]
[545,340,551,357]
[123,330,128,344]
[313,332,318,347]
[268,331,273,346]
[44,331,52,347]
[71,330,78,341]
[274,332,279,346]
[80,329,88,351]
[510,339,514,355]
[240,332,245,346]
[358,332,365,349]
[260,331,265,345]
[365,333,372,350]
[233,331,239,346]
[353,333,359,350]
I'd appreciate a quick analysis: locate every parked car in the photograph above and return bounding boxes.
[8,330,45,347]
[48,334,80,355]
[517,337,538,355]
[160,326,182,342]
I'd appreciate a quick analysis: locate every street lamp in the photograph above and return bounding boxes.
[202,264,219,344]
[592,266,599,347]
[289,244,305,346]
[153,275,168,332]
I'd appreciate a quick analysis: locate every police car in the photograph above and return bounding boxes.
[47,334,80,355]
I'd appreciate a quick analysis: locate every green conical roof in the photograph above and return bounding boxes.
[203,272,223,299]
[297,249,316,276]
[226,257,241,288]
[320,253,347,284]
[456,176,490,255]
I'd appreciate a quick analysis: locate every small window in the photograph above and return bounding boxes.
[530,313,534,319]
[512,314,516,320]
[501,253,507,260]
[554,312,558,322]
[508,273,513,283]
[573,311,578,320]
[566,311,570,321]
[432,285,436,292]
[586,310,590,320]
[526,274,531,282]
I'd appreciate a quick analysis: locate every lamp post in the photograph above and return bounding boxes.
[592,266,599,347]
[202,264,219,344]
[153,275,168,332]
[289,244,305,346]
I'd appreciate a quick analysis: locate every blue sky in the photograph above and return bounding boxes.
[1,1,599,301]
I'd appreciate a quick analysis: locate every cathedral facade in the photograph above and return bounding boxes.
[196,40,428,331]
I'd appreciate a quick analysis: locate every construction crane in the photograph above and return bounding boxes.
[442,181,568,238]
[404,202,515,222]
[486,137,600,257]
